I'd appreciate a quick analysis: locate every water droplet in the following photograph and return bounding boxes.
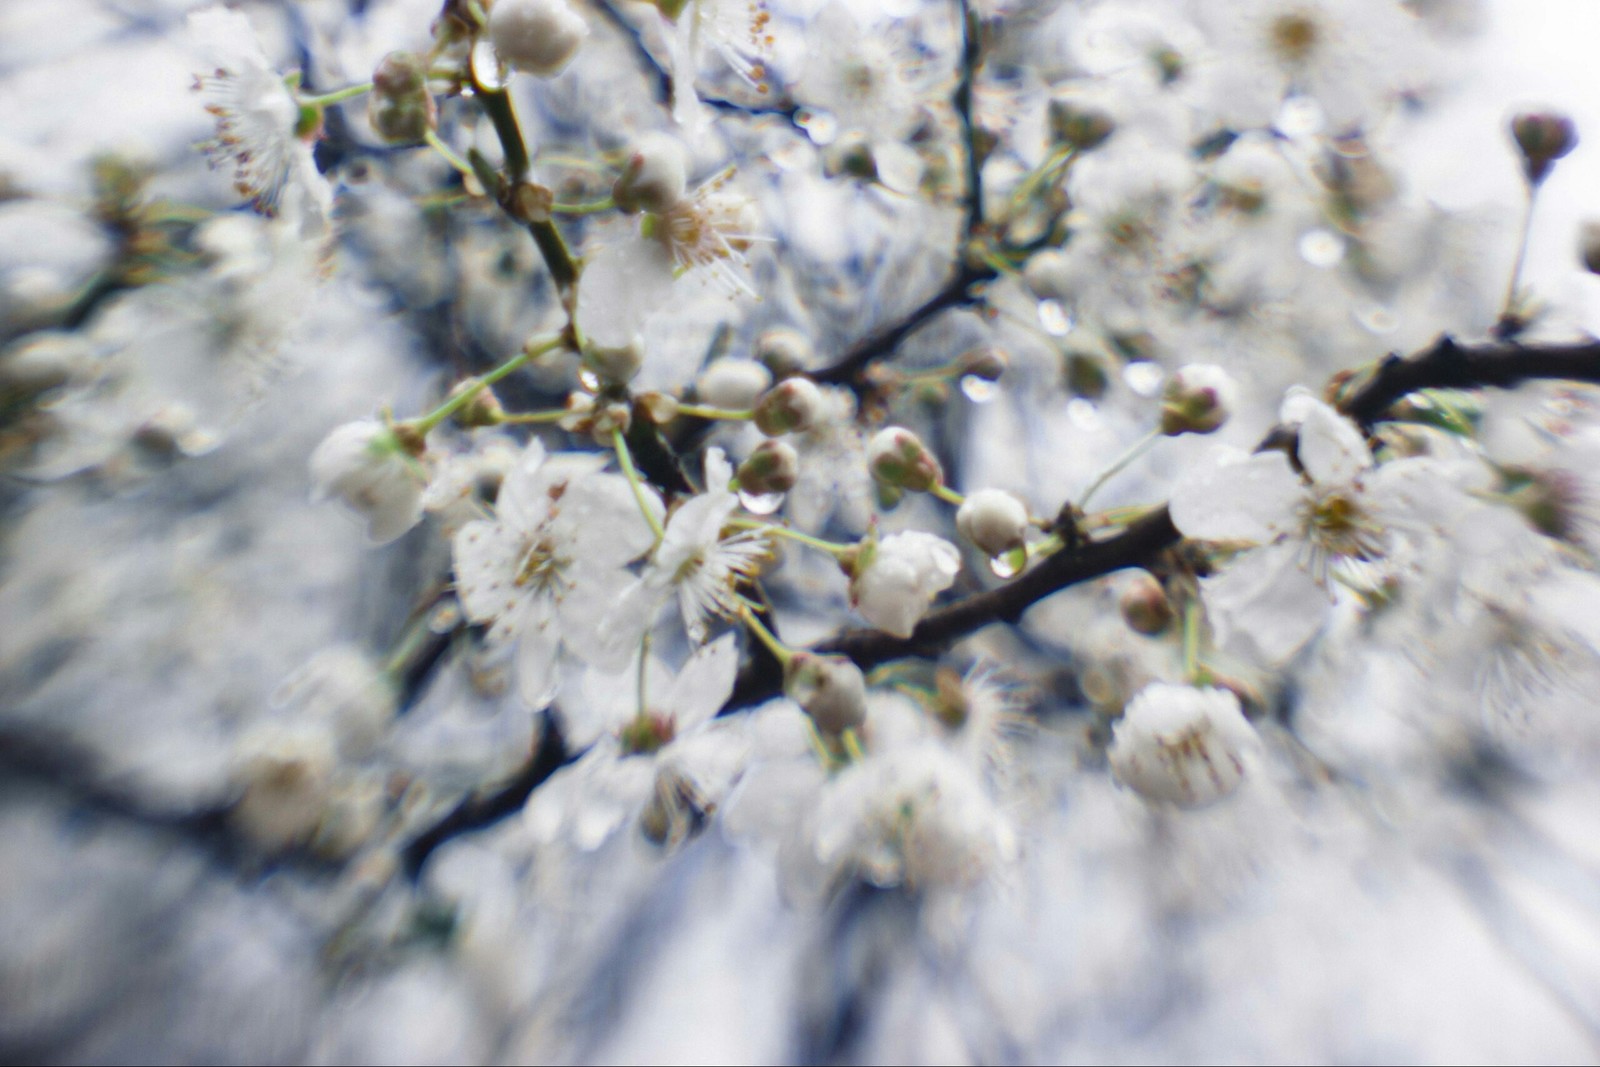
[1355,302,1398,335]
[1298,228,1345,268]
[988,546,1027,579]
[794,108,838,146]
[738,489,785,515]
[1275,95,1324,138]
[428,601,462,633]
[577,367,601,392]
[960,375,999,403]
[1067,398,1100,428]
[470,40,508,91]
[1123,361,1164,397]
[1038,299,1074,336]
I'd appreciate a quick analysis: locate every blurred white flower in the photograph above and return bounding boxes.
[189,6,331,228]
[309,419,427,544]
[1108,682,1258,808]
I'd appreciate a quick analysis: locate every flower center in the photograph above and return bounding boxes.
[515,537,564,591]
[1307,491,1384,562]
[620,711,677,756]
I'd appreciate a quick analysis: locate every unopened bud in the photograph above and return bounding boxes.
[866,426,943,493]
[956,488,1030,558]
[1023,249,1073,302]
[754,327,813,378]
[785,652,867,735]
[1511,110,1577,185]
[1048,99,1115,152]
[736,439,800,495]
[510,181,554,223]
[583,338,644,384]
[612,132,688,214]
[1160,363,1236,435]
[1119,572,1175,635]
[635,391,681,425]
[1065,353,1109,400]
[958,345,1008,384]
[695,358,771,410]
[488,0,588,78]
[1580,220,1600,275]
[753,377,824,436]
[368,51,435,144]
[448,381,504,428]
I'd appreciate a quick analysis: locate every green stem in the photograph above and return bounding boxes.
[493,409,569,425]
[424,129,476,181]
[729,518,853,558]
[298,81,373,108]
[739,605,794,668]
[1182,597,1202,682]
[551,197,616,216]
[612,427,666,541]
[407,334,562,435]
[1501,183,1537,323]
[1079,429,1160,510]
[841,727,866,764]
[1008,146,1073,217]
[676,403,754,421]
[931,482,966,507]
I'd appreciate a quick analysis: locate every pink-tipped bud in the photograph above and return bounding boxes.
[736,440,800,496]
[1160,363,1236,436]
[866,426,944,493]
[1119,572,1174,635]
[785,652,868,735]
[753,377,825,436]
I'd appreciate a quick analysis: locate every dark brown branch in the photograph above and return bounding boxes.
[811,263,995,390]
[729,333,1600,711]
[1341,334,1600,429]
[953,0,984,236]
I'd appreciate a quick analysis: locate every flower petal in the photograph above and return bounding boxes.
[1202,541,1328,665]
[1169,448,1303,543]
[1296,399,1372,488]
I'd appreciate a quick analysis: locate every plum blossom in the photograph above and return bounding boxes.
[310,419,428,544]
[850,531,961,638]
[452,441,663,709]
[1170,396,1460,664]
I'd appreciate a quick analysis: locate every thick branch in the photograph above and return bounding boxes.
[730,333,1600,710]
[1341,334,1600,429]
[953,0,984,235]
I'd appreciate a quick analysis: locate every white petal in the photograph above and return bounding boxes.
[452,520,523,624]
[516,601,563,710]
[575,238,677,350]
[667,633,740,732]
[1202,541,1328,665]
[1169,449,1303,543]
[1297,400,1372,487]
[557,472,663,568]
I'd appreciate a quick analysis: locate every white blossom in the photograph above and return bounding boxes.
[309,420,427,544]
[452,441,662,709]
[851,531,961,638]
[488,0,588,78]
[956,488,1031,558]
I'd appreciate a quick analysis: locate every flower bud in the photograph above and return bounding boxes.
[1108,683,1257,808]
[310,419,427,544]
[635,390,681,425]
[1160,363,1236,436]
[822,131,878,180]
[956,488,1030,558]
[368,51,435,144]
[753,377,824,436]
[867,426,943,493]
[1119,572,1174,635]
[1023,249,1073,302]
[612,132,688,215]
[583,337,645,384]
[958,345,1008,384]
[1511,110,1578,185]
[785,652,868,735]
[489,0,588,77]
[1065,353,1110,400]
[1048,98,1115,152]
[1580,220,1600,275]
[736,439,800,496]
[754,326,814,378]
[695,358,771,410]
[446,380,504,428]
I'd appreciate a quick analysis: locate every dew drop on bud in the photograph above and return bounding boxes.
[470,39,509,91]
[988,546,1027,579]
[960,375,999,403]
[738,489,786,515]
[1038,299,1074,336]
[794,108,838,146]
[577,367,601,392]
[1298,228,1345,268]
